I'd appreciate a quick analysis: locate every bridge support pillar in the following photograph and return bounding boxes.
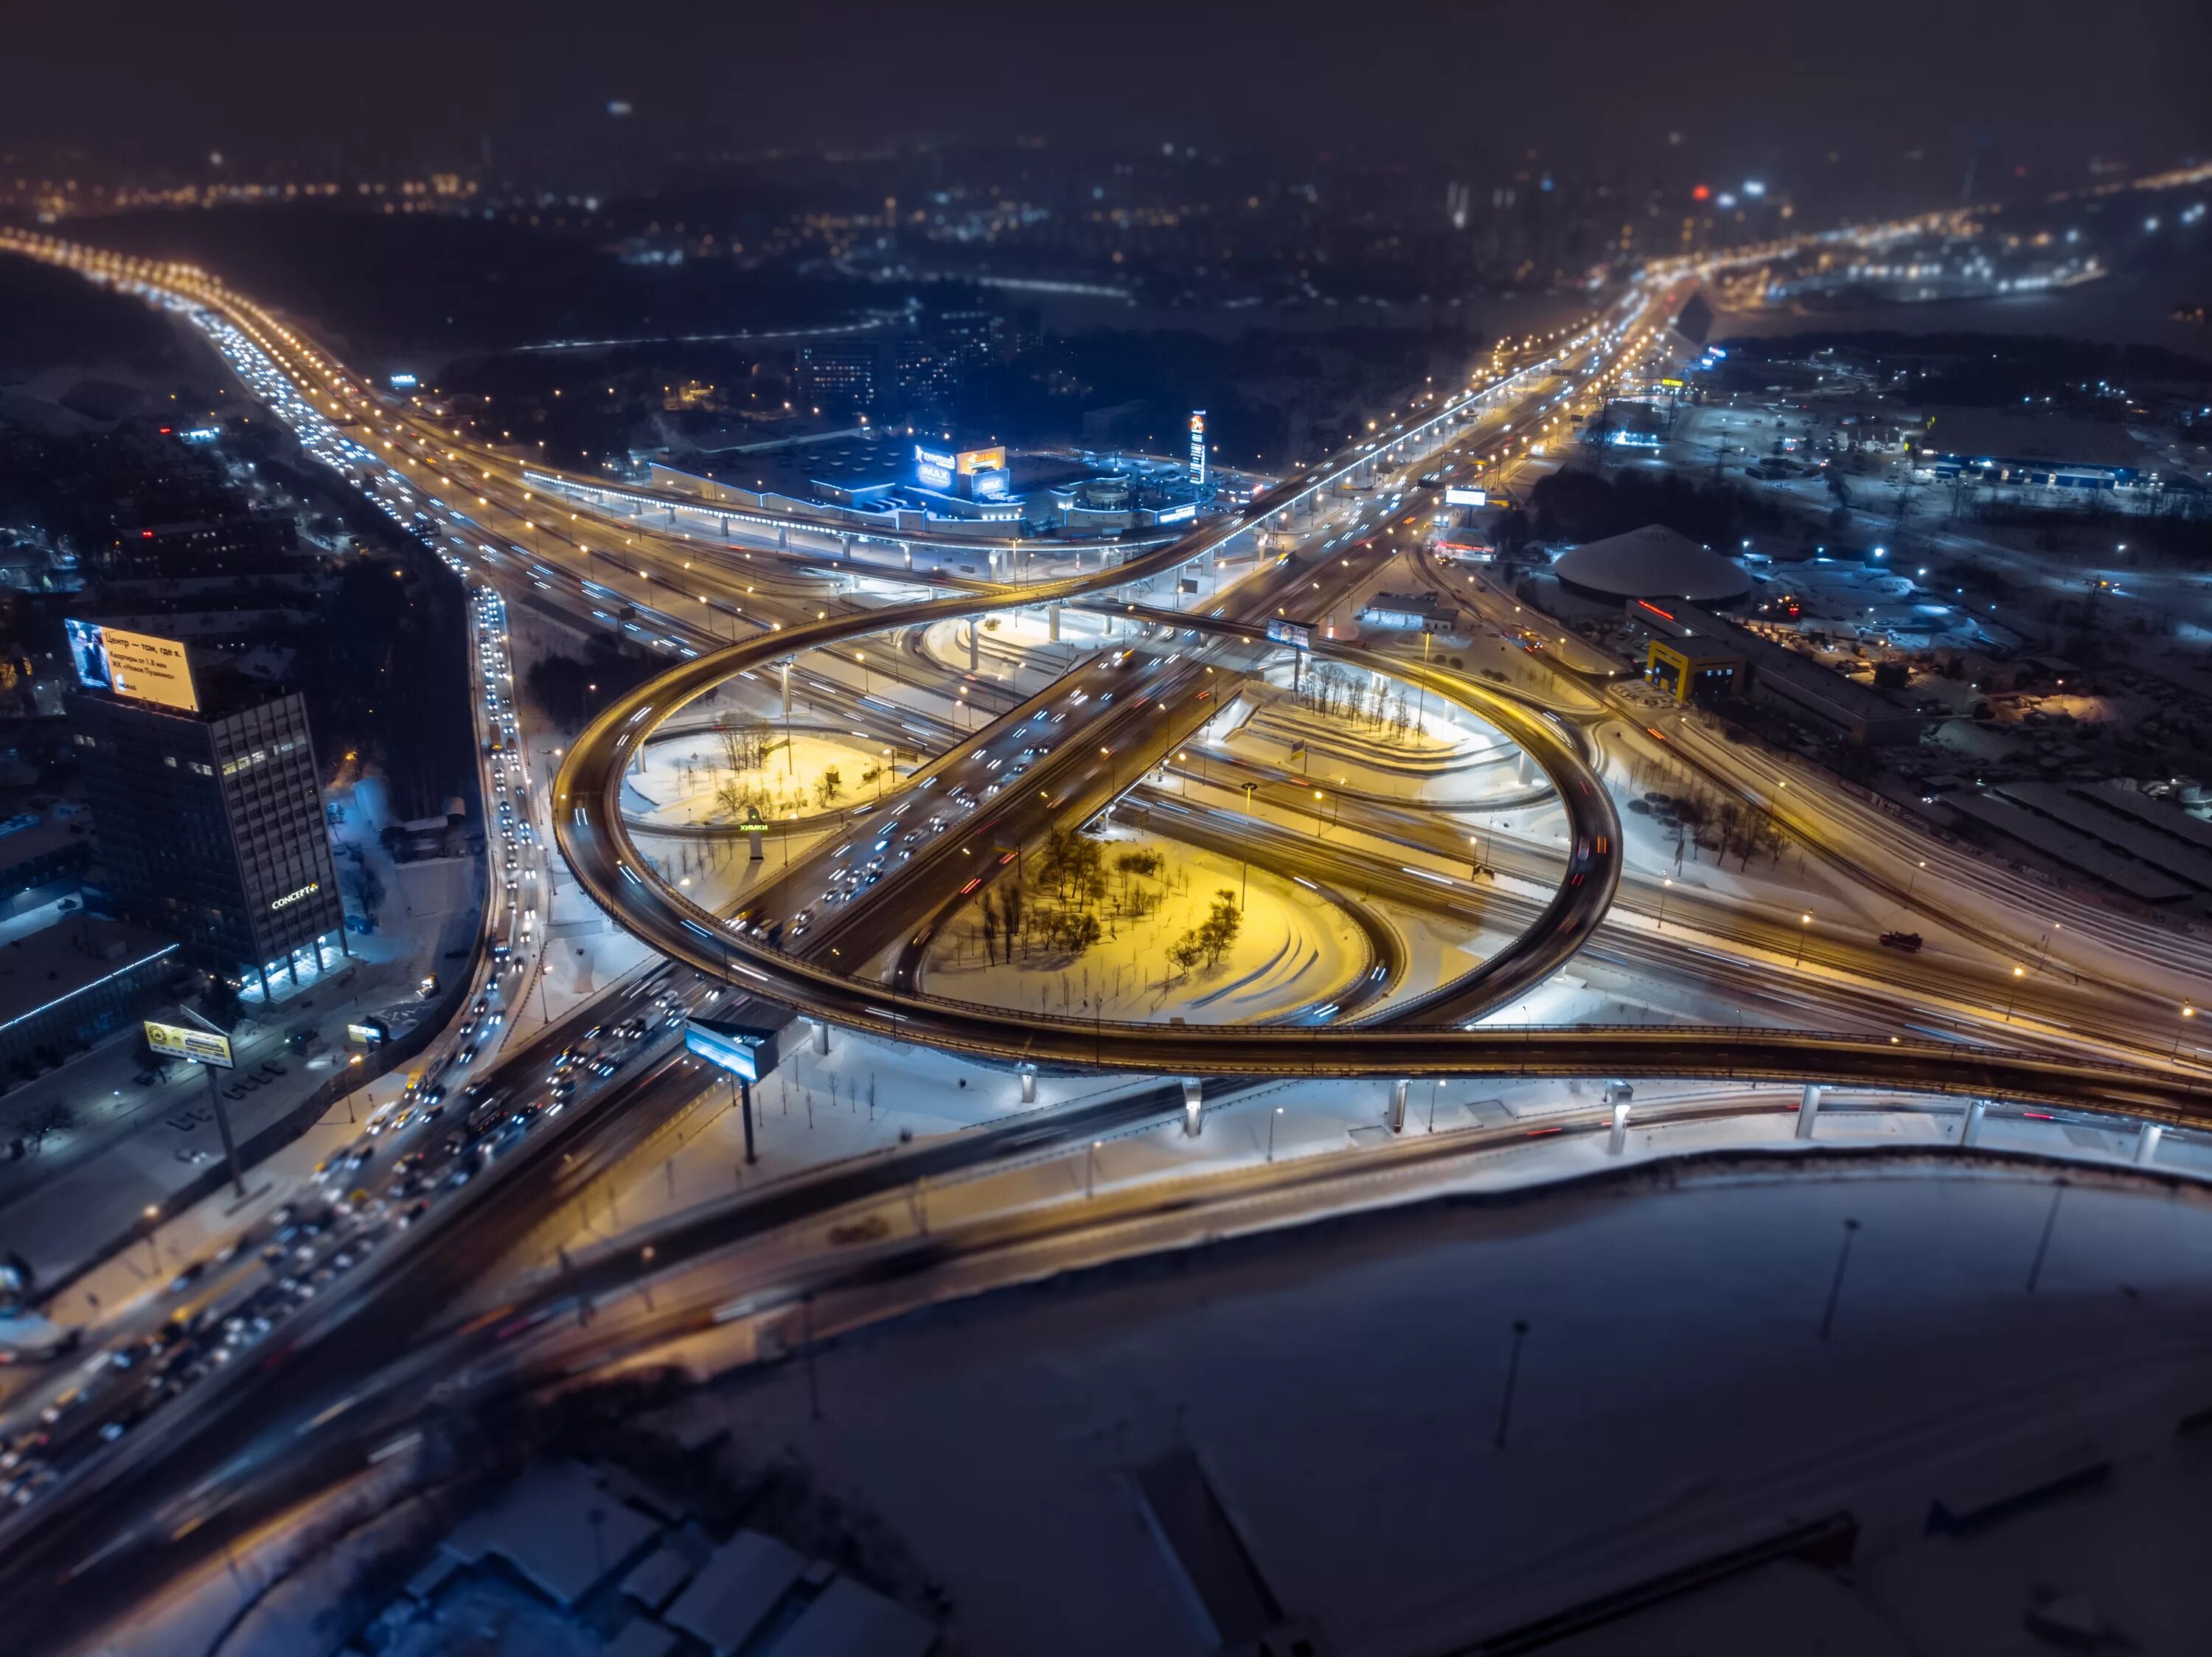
[1183,1078,1203,1137]
[967,621,979,671]
[1604,1081,1634,1154]
[838,533,851,560]
[2136,1123,2165,1168]
[812,1020,830,1056]
[1794,1083,1823,1140]
[1961,1098,1987,1146]
[1021,1071,1037,1105]
[1048,605,1060,643]
[780,659,793,718]
[902,541,913,569]
[1388,1079,1408,1133]
[777,521,788,549]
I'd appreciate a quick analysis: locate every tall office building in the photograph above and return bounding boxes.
[796,341,880,412]
[69,670,345,998]
[886,335,959,419]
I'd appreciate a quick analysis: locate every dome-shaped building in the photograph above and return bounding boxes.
[1552,524,1752,607]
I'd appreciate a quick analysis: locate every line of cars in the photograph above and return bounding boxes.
[0,1194,374,1509]
[0,979,703,1513]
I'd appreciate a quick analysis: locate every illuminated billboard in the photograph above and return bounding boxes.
[1444,486,1488,507]
[915,445,956,490]
[917,445,1011,496]
[145,1020,234,1069]
[685,1018,779,1083]
[66,620,199,712]
[1188,411,1207,484]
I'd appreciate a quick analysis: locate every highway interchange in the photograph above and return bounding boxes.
[0,221,2208,1650]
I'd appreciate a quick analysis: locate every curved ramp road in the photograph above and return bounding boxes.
[553,547,2212,1119]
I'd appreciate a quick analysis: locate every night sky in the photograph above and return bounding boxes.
[8,0,2208,180]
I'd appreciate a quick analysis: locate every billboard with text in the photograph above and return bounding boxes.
[145,1020,233,1069]
[66,620,198,712]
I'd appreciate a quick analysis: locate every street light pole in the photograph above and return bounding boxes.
[1240,781,1257,909]
[1794,912,1812,966]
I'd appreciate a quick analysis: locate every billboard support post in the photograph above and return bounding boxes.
[208,1063,244,1199]
[739,1078,756,1165]
[147,1016,243,1197]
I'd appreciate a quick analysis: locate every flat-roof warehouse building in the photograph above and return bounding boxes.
[1628,599,1924,748]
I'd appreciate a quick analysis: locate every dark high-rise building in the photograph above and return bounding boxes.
[887,333,959,419]
[933,308,1005,370]
[69,684,346,996]
[796,341,880,412]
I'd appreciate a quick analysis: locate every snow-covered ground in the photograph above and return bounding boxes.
[641,1156,2212,1657]
[625,726,905,829]
[917,830,1371,1023]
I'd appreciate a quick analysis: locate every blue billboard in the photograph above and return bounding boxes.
[685,1018,778,1083]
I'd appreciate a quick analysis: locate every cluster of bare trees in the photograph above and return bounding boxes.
[5,1097,77,1157]
[949,833,1253,991]
[1295,665,1426,745]
[967,834,1185,967]
[672,722,890,821]
[1619,749,1789,870]
[1166,889,1243,977]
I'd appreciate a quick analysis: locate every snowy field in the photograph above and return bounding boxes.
[918,830,1372,1022]
[653,1159,2212,1656]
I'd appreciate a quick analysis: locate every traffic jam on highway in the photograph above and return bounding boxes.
[0,509,628,1516]
[0,240,1635,1524]
[0,978,695,1513]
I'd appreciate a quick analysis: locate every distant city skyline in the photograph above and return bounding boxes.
[8,0,2208,186]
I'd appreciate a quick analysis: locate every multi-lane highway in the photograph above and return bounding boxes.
[6,216,2212,1656]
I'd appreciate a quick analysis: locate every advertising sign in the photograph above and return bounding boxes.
[1188,410,1207,484]
[684,1018,779,1083]
[1444,486,1488,507]
[1155,501,1197,524]
[1265,618,1313,651]
[914,445,956,490]
[66,620,199,712]
[145,1020,234,1069]
[953,445,1006,476]
[345,1018,389,1046]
